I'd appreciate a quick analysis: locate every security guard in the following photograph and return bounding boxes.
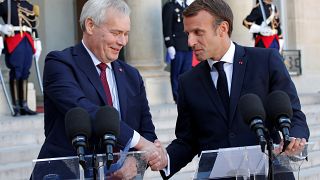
[243,0,282,50]
[0,0,41,116]
[162,0,193,103]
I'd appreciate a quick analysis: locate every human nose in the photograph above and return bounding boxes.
[117,34,128,46]
[188,34,196,48]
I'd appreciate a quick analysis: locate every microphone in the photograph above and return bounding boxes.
[95,106,120,169]
[65,107,92,169]
[239,93,267,152]
[266,90,293,152]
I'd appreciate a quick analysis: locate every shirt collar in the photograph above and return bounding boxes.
[175,0,184,7]
[82,40,112,69]
[207,41,235,69]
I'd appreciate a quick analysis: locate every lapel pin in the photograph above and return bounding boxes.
[239,60,243,65]
[119,68,123,72]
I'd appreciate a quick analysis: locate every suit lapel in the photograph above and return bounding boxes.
[229,44,247,125]
[111,61,127,122]
[198,62,228,121]
[72,43,107,105]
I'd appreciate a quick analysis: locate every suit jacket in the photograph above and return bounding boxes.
[165,44,309,178]
[37,43,157,159]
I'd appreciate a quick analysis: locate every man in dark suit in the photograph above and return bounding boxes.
[35,0,161,179]
[150,0,309,179]
[162,0,193,103]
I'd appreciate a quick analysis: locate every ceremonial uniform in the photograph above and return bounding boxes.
[0,0,40,116]
[243,0,282,50]
[162,0,192,103]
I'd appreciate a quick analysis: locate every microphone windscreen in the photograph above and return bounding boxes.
[266,90,293,123]
[238,93,266,125]
[95,106,120,137]
[65,107,92,140]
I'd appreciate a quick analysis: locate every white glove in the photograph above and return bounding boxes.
[34,39,42,61]
[167,46,176,60]
[260,26,274,36]
[249,22,274,36]
[0,24,14,36]
[279,38,284,52]
[249,21,269,33]
[249,23,262,34]
[0,36,3,55]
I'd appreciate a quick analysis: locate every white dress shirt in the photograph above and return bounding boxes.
[207,41,235,95]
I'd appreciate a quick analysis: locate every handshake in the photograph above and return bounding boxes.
[112,138,168,179]
[136,137,168,171]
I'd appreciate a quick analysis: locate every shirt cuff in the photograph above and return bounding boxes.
[162,153,171,176]
[129,130,140,148]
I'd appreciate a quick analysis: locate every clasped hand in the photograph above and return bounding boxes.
[133,137,168,173]
[109,156,137,180]
[273,137,307,157]
[148,139,168,171]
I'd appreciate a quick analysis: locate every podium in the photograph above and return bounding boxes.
[193,143,313,180]
[32,151,147,180]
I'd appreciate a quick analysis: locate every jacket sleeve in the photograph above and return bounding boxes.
[136,72,158,142]
[162,2,175,48]
[268,49,309,140]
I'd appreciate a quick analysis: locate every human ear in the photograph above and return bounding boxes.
[85,18,95,35]
[219,21,229,37]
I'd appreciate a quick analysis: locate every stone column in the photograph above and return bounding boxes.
[125,0,174,105]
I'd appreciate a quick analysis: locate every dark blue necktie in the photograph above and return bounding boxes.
[213,61,230,115]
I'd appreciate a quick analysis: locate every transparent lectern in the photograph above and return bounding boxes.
[193,143,313,180]
[32,151,147,180]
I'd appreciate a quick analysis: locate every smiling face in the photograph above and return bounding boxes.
[83,8,130,63]
[183,10,230,61]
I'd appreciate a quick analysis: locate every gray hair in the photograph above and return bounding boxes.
[79,0,130,31]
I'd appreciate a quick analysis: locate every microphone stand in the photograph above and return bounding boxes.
[92,153,97,180]
[265,130,274,180]
[92,144,106,180]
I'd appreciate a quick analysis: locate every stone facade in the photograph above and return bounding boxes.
[1,0,319,113]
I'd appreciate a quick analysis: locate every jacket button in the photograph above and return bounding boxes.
[229,132,235,138]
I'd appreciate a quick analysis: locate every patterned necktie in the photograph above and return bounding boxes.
[213,61,230,114]
[97,63,113,106]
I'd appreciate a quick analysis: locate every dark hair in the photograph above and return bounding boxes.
[183,0,233,37]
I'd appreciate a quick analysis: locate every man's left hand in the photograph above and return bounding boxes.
[110,156,137,180]
[284,137,307,156]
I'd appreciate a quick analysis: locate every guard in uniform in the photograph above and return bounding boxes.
[0,0,41,116]
[243,0,282,50]
[162,0,192,103]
